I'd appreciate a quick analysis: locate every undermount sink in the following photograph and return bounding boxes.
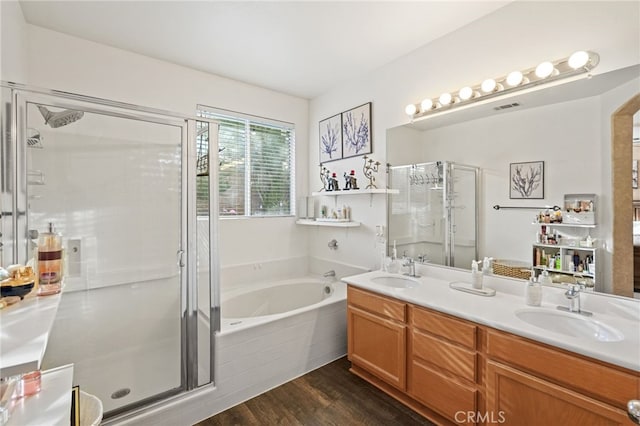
[371,275,419,289]
[515,308,624,342]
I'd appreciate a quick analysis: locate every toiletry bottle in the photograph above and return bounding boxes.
[387,241,401,274]
[539,266,553,285]
[471,260,483,289]
[37,222,63,296]
[525,271,542,306]
[482,257,493,275]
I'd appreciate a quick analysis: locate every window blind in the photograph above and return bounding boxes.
[197,107,294,217]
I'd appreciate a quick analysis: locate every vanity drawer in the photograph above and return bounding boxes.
[487,329,640,408]
[409,359,477,423]
[411,329,476,382]
[347,286,406,323]
[411,305,477,349]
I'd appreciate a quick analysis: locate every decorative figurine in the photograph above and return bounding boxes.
[363,155,381,189]
[319,165,329,191]
[343,170,359,190]
[327,172,340,191]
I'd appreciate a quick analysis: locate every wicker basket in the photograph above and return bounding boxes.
[492,259,531,280]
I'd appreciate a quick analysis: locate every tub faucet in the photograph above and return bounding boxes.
[323,270,336,281]
[557,284,592,316]
[402,257,420,278]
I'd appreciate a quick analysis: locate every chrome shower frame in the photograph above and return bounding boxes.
[0,81,221,418]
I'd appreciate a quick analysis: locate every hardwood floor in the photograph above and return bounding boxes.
[195,357,435,426]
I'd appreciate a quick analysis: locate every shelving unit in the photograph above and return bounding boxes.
[296,188,399,227]
[532,222,596,281]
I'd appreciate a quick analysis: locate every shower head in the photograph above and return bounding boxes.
[37,105,84,128]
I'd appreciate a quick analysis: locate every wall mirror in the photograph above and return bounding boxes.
[386,65,640,297]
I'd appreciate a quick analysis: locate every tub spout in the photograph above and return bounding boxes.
[323,270,336,280]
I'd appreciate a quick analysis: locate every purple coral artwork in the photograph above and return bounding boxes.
[341,102,371,159]
[319,113,342,163]
[510,161,544,199]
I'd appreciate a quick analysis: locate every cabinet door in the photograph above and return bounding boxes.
[409,359,477,424]
[348,305,406,390]
[486,361,632,426]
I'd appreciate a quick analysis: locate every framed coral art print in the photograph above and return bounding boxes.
[319,113,342,163]
[342,102,372,159]
[510,161,544,199]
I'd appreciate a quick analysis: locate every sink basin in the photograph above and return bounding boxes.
[371,275,419,289]
[515,309,624,342]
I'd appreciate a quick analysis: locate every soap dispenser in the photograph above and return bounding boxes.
[387,240,401,274]
[525,270,542,306]
[37,222,63,296]
[471,260,483,289]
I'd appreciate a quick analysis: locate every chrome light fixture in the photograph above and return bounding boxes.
[404,50,599,119]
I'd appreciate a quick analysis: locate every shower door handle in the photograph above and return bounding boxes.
[177,249,185,268]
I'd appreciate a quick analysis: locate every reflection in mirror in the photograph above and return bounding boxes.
[387,66,639,297]
[387,161,478,269]
[632,111,640,293]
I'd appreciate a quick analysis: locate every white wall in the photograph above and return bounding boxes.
[0,1,28,82]
[308,1,640,284]
[22,24,310,272]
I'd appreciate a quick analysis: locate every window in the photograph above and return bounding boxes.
[197,106,295,217]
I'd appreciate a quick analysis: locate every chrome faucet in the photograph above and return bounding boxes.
[402,257,420,278]
[557,284,592,316]
[323,270,336,281]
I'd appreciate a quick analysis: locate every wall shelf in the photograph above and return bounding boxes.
[532,243,596,251]
[311,188,399,197]
[0,293,62,378]
[532,222,596,228]
[296,219,361,228]
[533,266,594,278]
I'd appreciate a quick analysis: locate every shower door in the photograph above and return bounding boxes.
[388,161,478,268]
[0,86,216,417]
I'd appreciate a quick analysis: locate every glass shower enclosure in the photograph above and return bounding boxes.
[388,161,479,269]
[0,82,219,419]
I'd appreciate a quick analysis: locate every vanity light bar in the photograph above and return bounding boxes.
[405,50,599,119]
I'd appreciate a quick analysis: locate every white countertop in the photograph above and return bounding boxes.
[342,265,640,372]
[0,293,62,378]
[7,364,74,426]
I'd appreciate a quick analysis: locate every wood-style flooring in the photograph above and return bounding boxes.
[195,357,434,426]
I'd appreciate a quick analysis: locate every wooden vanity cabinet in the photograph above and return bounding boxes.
[346,285,639,426]
[486,329,637,425]
[347,286,407,391]
[408,306,479,424]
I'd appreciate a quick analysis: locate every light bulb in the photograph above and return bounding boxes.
[420,99,433,111]
[405,104,417,116]
[506,71,524,87]
[568,51,589,69]
[481,79,497,93]
[535,61,555,78]
[439,93,452,105]
[458,87,473,101]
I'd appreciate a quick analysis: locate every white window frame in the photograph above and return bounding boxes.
[197,105,296,218]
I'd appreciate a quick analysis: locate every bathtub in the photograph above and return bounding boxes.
[219,277,345,332]
[199,276,347,418]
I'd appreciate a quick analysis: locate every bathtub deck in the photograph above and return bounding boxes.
[196,357,434,426]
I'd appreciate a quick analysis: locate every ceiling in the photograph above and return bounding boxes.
[19,1,510,99]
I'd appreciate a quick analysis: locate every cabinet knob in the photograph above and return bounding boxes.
[628,400,640,424]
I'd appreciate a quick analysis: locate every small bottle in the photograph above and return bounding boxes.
[387,241,401,274]
[539,267,553,285]
[37,222,63,296]
[525,271,542,306]
[471,260,483,289]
